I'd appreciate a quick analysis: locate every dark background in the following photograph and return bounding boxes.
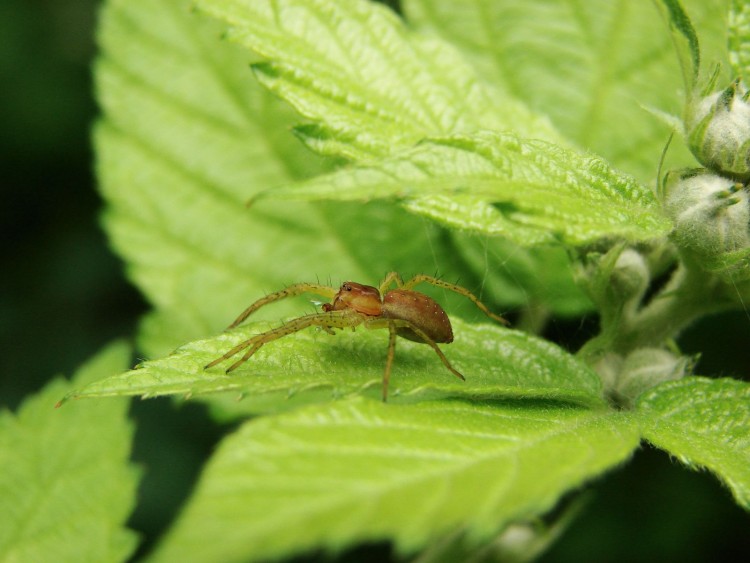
[2,1,748,561]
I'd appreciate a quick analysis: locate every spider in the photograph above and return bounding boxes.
[205,272,508,401]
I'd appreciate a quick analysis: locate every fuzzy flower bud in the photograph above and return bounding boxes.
[610,249,649,308]
[685,80,750,179]
[592,349,693,408]
[662,168,750,260]
[614,348,693,408]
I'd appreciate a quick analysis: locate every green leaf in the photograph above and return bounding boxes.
[259,131,672,245]
[637,376,750,509]
[64,318,604,413]
[95,0,578,363]
[95,0,337,345]
[657,0,702,90]
[0,342,139,562]
[404,0,729,181]
[729,0,750,85]
[151,398,638,562]
[193,0,561,161]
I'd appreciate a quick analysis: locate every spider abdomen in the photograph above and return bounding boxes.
[382,289,454,344]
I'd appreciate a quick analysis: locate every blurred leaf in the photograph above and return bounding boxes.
[452,237,593,318]
[404,0,729,181]
[194,0,561,161]
[0,342,138,562]
[259,132,672,245]
[729,0,750,85]
[64,318,604,413]
[151,398,637,562]
[638,376,750,508]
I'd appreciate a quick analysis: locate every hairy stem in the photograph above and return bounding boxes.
[580,259,734,362]
[613,263,720,351]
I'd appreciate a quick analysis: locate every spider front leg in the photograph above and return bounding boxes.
[205,309,364,372]
[402,274,509,326]
[366,317,464,401]
[378,271,405,293]
[226,283,337,329]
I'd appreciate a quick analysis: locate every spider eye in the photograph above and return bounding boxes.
[344,284,352,291]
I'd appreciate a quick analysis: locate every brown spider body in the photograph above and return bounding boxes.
[205,272,507,401]
[323,282,454,344]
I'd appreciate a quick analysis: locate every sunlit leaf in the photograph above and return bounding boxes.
[193,0,561,161]
[404,0,729,181]
[95,0,580,363]
[258,132,672,245]
[151,398,638,562]
[64,318,605,412]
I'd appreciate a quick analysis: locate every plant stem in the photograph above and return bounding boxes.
[579,260,734,362]
[612,262,730,353]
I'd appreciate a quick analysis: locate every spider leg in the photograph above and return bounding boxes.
[383,324,398,402]
[227,283,338,329]
[378,271,404,294]
[206,309,364,372]
[226,342,263,372]
[365,317,465,401]
[205,336,258,369]
[401,274,509,326]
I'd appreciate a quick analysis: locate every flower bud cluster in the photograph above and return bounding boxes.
[662,79,750,274]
